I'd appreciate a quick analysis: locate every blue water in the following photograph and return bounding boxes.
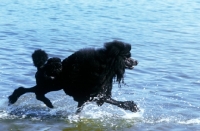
[0,0,200,130]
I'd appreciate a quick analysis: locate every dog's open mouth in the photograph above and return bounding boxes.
[125,58,138,69]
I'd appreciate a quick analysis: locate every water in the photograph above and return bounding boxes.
[0,0,200,130]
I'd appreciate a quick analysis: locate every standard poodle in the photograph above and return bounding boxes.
[8,40,139,113]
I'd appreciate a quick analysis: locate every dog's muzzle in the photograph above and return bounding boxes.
[125,58,138,69]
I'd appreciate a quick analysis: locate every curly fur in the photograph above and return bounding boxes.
[32,49,48,69]
[8,41,139,113]
[8,50,62,108]
[61,40,139,112]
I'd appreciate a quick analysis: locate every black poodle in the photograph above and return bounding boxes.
[8,49,62,108]
[8,40,139,113]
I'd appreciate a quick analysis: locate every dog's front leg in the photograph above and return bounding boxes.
[104,97,139,112]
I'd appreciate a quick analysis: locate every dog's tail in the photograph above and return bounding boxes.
[32,49,48,69]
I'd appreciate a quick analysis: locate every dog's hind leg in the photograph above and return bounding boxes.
[8,86,36,105]
[76,100,86,114]
[35,93,54,108]
[104,97,139,112]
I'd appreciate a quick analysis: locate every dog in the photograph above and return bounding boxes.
[8,40,139,113]
[8,49,62,108]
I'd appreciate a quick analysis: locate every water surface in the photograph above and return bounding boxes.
[0,0,200,130]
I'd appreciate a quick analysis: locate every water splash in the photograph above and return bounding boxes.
[178,118,200,125]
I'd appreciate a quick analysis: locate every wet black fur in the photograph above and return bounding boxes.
[8,41,139,113]
[8,49,62,108]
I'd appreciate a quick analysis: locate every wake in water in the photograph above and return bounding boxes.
[4,102,143,120]
[0,94,199,131]
[1,94,143,130]
[0,91,199,130]
[2,97,199,128]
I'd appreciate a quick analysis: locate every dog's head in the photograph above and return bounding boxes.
[121,43,138,69]
[45,57,62,77]
[104,40,138,68]
[104,40,138,82]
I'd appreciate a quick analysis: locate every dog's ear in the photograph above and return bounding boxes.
[121,43,131,57]
[124,44,131,52]
[104,40,125,57]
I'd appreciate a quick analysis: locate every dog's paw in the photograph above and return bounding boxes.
[47,104,54,108]
[8,87,25,105]
[119,101,139,112]
[8,95,18,105]
[44,100,54,108]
